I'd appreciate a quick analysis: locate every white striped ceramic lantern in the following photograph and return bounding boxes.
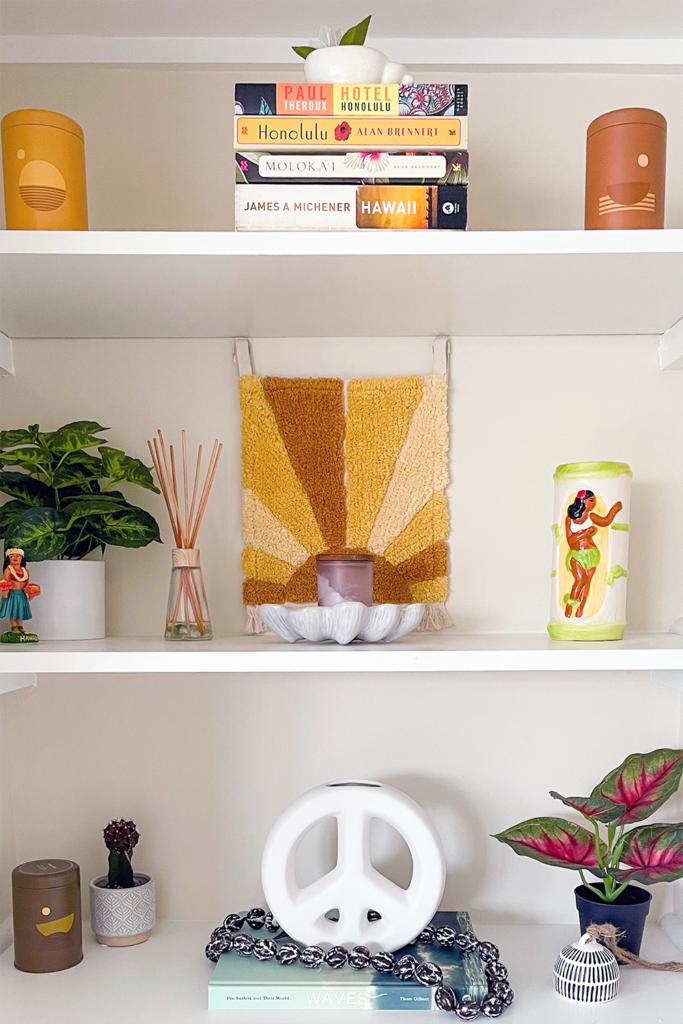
[553,932,620,1003]
[548,462,631,640]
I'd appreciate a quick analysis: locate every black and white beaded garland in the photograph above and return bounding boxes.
[205,908,514,1019]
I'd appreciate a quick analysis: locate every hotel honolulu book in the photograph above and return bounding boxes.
[235,84,468,119]
[235,184,467,231]
[208,912,487,1011]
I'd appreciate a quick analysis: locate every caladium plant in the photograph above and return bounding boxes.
[494,748,683,902]
[0,422,161,560]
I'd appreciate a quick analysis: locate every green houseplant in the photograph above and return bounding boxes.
[0,420,160,559]
[90,818,156,947]
[494,748,683,953]
[0,421,161,640]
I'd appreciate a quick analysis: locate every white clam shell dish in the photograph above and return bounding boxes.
[259,603,424,644]
[553,932,619,1003]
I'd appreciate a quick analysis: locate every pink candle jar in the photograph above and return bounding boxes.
[316,554,374,607]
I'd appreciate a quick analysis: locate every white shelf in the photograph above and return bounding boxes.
[1,920,681,1024]
[2,230,683,340]
[3,36,682,70]
[2,632,683,679]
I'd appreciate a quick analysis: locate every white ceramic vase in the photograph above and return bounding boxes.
[304,45,414,85]
[25,559,105,640]
[90,874,155,946]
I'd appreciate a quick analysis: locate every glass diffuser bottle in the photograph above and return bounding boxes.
[148,430,222,643]
[165,548,212,640]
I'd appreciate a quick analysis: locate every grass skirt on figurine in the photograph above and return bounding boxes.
[0,589,32,620]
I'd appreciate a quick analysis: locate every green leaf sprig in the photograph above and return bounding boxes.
[293,16,371,59]
[0,421,162,560]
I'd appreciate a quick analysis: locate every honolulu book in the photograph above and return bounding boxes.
[235,83,468,119]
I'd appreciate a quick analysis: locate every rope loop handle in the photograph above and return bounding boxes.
[586,923,683,972]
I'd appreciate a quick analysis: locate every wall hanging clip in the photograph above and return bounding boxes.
[432,336,450,378]
[233,337,253,377]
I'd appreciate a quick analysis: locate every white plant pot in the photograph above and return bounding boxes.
[25,559,105,641]
[304,45,414,85]
[90,874,155,946]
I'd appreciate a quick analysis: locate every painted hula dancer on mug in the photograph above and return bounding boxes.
[0,548,40,643]
[564,491,622,619]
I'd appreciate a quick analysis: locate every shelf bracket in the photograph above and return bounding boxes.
[433,336,450,378]
[0,332,15,376]
[0,673,36,695]
[658,317,683,370]
[233,337,253,377]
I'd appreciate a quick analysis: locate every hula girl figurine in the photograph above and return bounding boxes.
[0,548,40,643]
[564,489,622,619]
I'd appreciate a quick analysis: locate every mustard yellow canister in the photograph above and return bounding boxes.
[1,109,88,229]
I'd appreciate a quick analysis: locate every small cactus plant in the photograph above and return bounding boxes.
[103,818,140,889]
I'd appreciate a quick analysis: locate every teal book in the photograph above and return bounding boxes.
[208,912,487,1011]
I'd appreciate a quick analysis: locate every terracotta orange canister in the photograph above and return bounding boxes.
[1,109,88,229]
[585,107,666,229]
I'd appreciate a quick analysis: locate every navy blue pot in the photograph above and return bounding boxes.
[575,883,652,956]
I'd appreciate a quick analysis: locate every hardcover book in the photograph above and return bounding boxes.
[235,151,468,186]
[234,116,467,151]
[208,911,487,1011]
[235,83,468,118]
[235,184,467,231]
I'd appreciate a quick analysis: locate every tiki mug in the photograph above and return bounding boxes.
[548,463,631,641]
[12,859,83,973]
[585,108,666,229]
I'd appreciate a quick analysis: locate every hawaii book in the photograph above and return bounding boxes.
[235,116,467,150]
[208,911,487,1011]
[235,151,468,186]
[235,83,468,118]
[235,184,467,231]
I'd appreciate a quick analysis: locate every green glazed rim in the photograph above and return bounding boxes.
[554,461,632,482]
[547,621,626,641]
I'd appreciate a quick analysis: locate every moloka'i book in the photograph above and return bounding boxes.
[235,83,468,118]
[208,911,487,1011]
[235,184,467,231]
[235,151,468,186]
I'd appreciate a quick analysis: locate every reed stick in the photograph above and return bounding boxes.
[149,429,222,639]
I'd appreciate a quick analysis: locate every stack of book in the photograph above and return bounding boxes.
[234,83,468,231]
[208,911,487,1010]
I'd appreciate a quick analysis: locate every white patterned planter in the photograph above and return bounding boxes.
[90,874,155,947]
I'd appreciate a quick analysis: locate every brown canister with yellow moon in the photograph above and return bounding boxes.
[585,108,666,229]
[12,859,83,972]
[1,109,88,229]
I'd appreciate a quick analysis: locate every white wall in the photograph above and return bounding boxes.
[0,67,681,231]
[1,334,683,929]
[1,63,682,932]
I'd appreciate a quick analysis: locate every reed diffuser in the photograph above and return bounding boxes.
[147,430,222,641]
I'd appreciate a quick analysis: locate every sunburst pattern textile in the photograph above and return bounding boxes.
[240,374,452,631]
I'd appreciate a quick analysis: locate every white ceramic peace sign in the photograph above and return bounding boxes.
[261,781,446,952]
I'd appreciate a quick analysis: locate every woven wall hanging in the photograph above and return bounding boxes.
[237,340,452,634]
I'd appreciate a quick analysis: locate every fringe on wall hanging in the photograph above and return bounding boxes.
[237,340,453,634]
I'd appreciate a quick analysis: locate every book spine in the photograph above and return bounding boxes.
[234,117,467,151]
[235,152,469,186]
[235,185,467,231]
[235,84,468,118]
[208,984,435,1011]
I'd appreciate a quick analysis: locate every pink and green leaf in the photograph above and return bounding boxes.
[493,817,607,872]
[550,790,627,824]
[591,748,683,825]
[613,824,683,884]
